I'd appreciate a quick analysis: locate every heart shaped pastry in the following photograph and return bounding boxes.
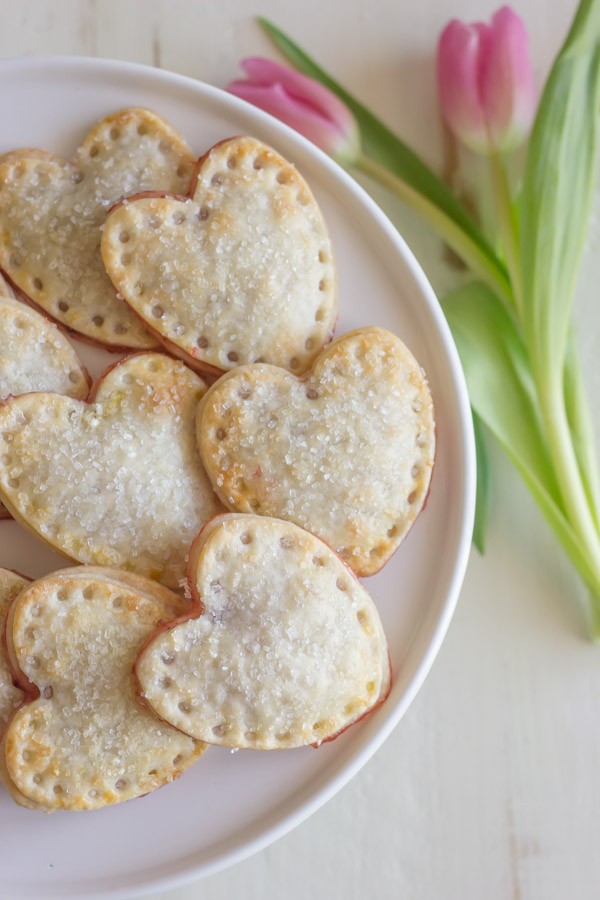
[197,327,435,576]
[0,293,90,518]
[0,567,205,812]
[0,353,224,587]
[135,514,390,749]
[0,108,195,349]
[0,567,28,733]
[102,136,337,376]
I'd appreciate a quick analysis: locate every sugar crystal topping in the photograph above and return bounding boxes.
[136,515,390,749]
[0,108,195,348]
[102,136,337,374]
[0,567,27,730]
[0,354,224,587]
[198,328,435,575]
[4,569,204,810]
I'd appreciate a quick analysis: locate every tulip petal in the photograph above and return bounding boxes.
[437,20,490,154]
[239,57,356,135]
[226,80,346,155]
[480,7,537,153]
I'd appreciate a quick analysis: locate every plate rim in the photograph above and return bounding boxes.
[0,54,476,899]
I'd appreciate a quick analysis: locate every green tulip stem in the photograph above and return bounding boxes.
[355,152,514,308]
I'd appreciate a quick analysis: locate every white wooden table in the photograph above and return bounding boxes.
[2,1,597,898]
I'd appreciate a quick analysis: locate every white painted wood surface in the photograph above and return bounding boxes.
[2,1,598,898]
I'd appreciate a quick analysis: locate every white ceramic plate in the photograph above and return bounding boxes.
[0,57,475,899]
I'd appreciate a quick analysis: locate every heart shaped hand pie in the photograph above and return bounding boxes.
[0,108,195,349]
[0,567,28,732]
[0,567,205,811]
[0,294,90,519]
[197,327,435,576]
[135,514,390,749]
[102,136,337,376]
[0,353,224,587]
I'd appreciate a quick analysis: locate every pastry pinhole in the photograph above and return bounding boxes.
[240,532,252,545]
[318,249,329,264]
[89,789,99,798]
[161,652,175,665]
[32,606,42,618]
[276,170,290,185]
[411,465,420,479]
[89,145,100,158]
[159,139,171,153]
[58,300,69,313]
[197,335,209,349]
[146,360,159,373]
[319,279,326,292]
[14,317,26,330]
[280,535,294,550]
[297,191,310,206]
[114,323,128,335]
[336,577,348,592]
[119,231,130,244]
[148,768,158,776]
[172,754,183,765]
[306,387,319,400]
[22,750,33,762]
[135,282,145,296]
[227,155,238,169]
[151,304,164,318]
[57,588,68,602]
[387,525,399,538]
[112,595,124,609]
[305,338,314,351]
[82,586,95,600]
[290,357,300,370]
[227,350,239,363]
[212,724,229,738]
[68,371,80,384]
[42,685,53,699]
[244,731,257,742]
[33,773,43,785]
[137,123,148,136]
[215,427,226,441]
[172,211,185,225]
[178,700,192,714]
[238,385,252,400]
[416,432,427,448]
[8,477,19,488]
[27,655,40,669]
[198,207,209,221]
[253,157,264,170]
[10,253,23,268]
[211,173,224,186]
[315,307,326,322]
[177,164,187,178]
[249,499,261,513]
[122,373,134,384]
[159,676,172,689]
[110,127,120,140]
[32,277,43,291]
[312,556,325,567]
[92,314,105,327]
[115,779,127,791]
[1,454,11,465]
[276,731,291,742]
[147,215,161,230]
[71,171,84,185]
[3,433,13,444]
[408,490,417,505]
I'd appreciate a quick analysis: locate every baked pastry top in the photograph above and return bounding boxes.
[197,327,435,575]
[102,136,337,376]
[136,514,391,749]
[1,566,205,811]
[0,108,195,349]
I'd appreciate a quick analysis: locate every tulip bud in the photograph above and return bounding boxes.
[437,6,536,156]
[227,58,360,166]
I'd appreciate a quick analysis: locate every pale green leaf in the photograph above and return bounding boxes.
[520,0,600,377]
[472,410,491,554]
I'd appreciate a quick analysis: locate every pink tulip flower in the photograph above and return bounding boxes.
[227,58,360,165]
[437,6,536,155]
